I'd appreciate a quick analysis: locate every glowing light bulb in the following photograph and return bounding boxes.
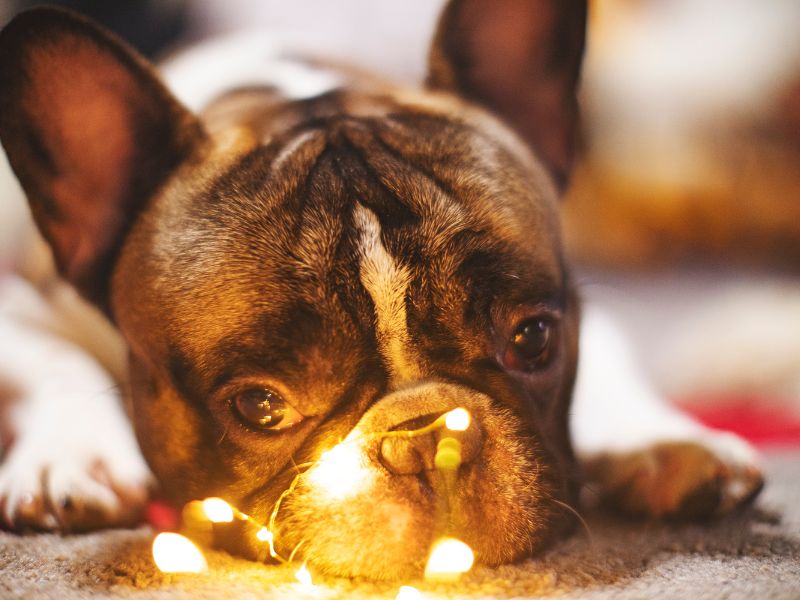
[434,437,462,471]
[152,532,208,573]
[306,440,372,500]
[256,527,273,543]
[295,562,313,590]
[445,408,470,431]
[424,536,474,582]
[201,497,234,523]
[396,585,424,599]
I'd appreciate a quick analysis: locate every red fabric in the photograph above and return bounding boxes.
[680,396,800,447]
[145,500,179,532]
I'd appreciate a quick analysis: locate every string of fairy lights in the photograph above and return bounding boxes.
[152,407,475,597]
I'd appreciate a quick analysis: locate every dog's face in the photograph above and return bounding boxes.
[0,0,586,579]
[115,102,581,576]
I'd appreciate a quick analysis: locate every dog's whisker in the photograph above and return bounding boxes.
[550,497,594,545]
[216,427,228,445]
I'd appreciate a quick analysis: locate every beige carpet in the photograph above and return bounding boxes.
[1,450,798,600]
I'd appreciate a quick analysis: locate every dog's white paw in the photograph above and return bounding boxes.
[0,418,152,532]
[0,365,152,533]
[0,275,152,531]
[584,431,763,520]
[573,304,765,520]
[0,428,152,532]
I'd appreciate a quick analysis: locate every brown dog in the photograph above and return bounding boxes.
[0,1,763,580]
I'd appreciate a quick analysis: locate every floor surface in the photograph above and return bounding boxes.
[1,450,797,600]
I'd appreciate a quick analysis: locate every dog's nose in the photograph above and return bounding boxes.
[379,413,483,475]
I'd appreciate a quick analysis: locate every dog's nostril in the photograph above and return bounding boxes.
[379,413,484,476]
[380,431,437,475]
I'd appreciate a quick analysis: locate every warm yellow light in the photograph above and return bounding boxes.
[424,536,474,582]
[201,497,235,523]
[396,585,424,599]
[306,440,372,500]
[445,408,471,432]
[295,562,313,590]
[255,527,273,543]
[152,532,208,573]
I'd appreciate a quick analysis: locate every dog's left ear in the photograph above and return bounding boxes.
[428,0,587,190]
[0,8,206,308]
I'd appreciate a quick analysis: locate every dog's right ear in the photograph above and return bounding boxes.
[0,8,206,308]
[428,0,587,190]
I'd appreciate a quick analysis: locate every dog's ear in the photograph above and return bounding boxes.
[0,8,205,308]
[428,0,586,190]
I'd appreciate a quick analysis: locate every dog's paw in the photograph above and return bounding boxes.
[0,430,152,532]
[584,434,764,520]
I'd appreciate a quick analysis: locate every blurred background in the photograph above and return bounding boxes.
[4,0,797,267]
[2,0,799,445]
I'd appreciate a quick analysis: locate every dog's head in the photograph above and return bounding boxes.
[0,0,586,579]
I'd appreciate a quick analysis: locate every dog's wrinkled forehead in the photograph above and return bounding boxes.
[122,110,563,395]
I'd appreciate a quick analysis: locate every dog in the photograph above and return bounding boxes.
[0,0,764,580]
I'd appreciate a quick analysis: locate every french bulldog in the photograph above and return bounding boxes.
[0,0,764,580]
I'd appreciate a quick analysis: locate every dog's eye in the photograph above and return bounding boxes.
[232,388,303,431]
[503,317,556,371]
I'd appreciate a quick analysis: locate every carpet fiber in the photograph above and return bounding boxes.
[2,450,798,599]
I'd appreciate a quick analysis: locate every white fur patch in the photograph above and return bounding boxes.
[160,32,343,112]
[570,303,763,513]
[353,204,421,385]
[571,304,758,465]
[0,276,151,530]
